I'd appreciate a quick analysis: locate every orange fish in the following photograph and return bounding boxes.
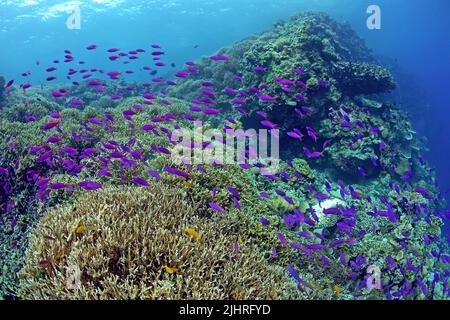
[185,227,200,239]
[163,265,179,274]
[334,285,341,295]
[183,181,193,188]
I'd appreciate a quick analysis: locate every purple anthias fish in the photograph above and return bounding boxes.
[132,177,150,187]
[2,39,445,300]
[78,181,102,190]
[287,264,306,286]
[209,201,226,214]
[210,55,230,61]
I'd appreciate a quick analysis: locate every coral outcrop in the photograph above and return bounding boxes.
[331,62,396,96]
[19,186,299,299]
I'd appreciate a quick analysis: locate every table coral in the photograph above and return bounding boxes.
[19,186,299,300]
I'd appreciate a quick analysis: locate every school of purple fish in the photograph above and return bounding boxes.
[1,41,450,299]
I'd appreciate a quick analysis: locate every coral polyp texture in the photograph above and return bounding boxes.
[18,186,298,299]
[0,12,448,300]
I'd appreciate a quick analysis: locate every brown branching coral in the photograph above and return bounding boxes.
[18,185,300,299]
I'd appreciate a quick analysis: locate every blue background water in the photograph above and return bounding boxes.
[0,0,449,221]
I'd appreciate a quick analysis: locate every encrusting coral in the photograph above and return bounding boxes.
[18,186,300,300]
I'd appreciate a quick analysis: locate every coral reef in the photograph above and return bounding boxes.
[166,12,448,300]
[19,186,299,299]
[170,13,394,122]
[1,94,62,123]
[331,62,396,96]
[0,12,448,300]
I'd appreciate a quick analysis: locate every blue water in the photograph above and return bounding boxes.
[1,0,449,211]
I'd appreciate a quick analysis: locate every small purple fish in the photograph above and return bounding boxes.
[132,177,150,187]
[287,264,305,285]
[209,202,226,214]
[50,183,74,191]
[210,55,230,61]
[226,186,239,197]
[78,181,102,190]
[164,166,191,178]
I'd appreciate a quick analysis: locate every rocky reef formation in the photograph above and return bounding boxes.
[172,14,394,112]
[0,12,448,300]
[169,14,399,175]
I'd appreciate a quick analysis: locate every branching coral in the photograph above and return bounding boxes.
[19,186,300,300]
